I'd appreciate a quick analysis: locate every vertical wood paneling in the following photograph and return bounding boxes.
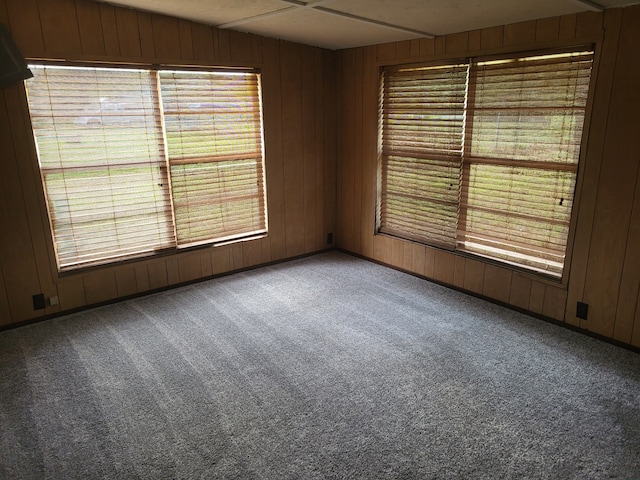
[542,286,567,322]
[115,7,141,58]
[134,12,154,59]
[115,267,138,298]
[191,23,214,63]
[262,38,286,261]
[352,48,364,255]
[152,14,180,60]
[322,49,337,247]
[582,5,640,338]
[57,278,86,311]
[229,30,252,64]
[566,8,622,327]
[433,250,455,285]
[217,29,231,62]
[559,14,577,40]
[360,46,377,258]
[6,84,60,316]
[6,0,44,56]
[419,38,435,57]
[99,3,120,56]
[613,169,640,343]
[302,46,318,253]
[280,41,305,257]
[463,259,484,295]
[147,262,168,290]
[75,0,105,56]
[38,0,81,55]
[178,253,202,283]
[0,91,42,321]
[503,20,536,46]
[481,26,503,50]
[337,48,356,251]
[482,265,512,304]
[445,32,468,53]
[468,30,482,51]
[178,20,193,61]
[509,274,532,310]
[576,11,603,37]
[83,271,118,305]
[135,265,150,292]
[536,17,560,43]
[314,48,326,249]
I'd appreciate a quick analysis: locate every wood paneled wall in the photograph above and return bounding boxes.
[336,6,640,347]
[0,0,336,327]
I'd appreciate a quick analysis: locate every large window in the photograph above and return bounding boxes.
[379,48,594,278]
[26,64,266,272]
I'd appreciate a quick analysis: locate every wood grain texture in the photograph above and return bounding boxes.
[83,270,118,305]
[115,7,141,58]
[280,41,305,258]
[261,38,286,261]
[6,0,44,56]
[75,0,105,56]
[482,265,512,304]
[565,8,622,327]
[152,14,180,60]
[582,5,640,337]
[535,17,560,43]
[433,250,455,285]
[38,0,81,55]
[115,267,138,298]
[99,3,120,57]
[509,274,532,310]
[503,20,536,46]
[302,47,318,253]
[147,261,168,290]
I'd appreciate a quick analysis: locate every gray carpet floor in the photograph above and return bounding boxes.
[1,251,639,479]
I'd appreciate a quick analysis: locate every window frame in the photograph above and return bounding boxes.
[25,60,268,274]
[376,45,599,284]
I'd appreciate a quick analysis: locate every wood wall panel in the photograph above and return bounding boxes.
[0,0,335,328]
[75,1,105,56]
[581,5,640,338]
[336,6,640,347]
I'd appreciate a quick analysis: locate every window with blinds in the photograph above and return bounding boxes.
[26,64,266,272]
[378,48,594,278]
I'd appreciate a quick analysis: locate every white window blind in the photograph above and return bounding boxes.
[26,64,266,272]
[159,71,266,247]
[378,49,594,278]
[379,63,468,248]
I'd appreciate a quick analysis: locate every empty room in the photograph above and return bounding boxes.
[1,0,639,477]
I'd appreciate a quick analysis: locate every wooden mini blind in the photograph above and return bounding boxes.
[26,66,175,270]
[460,51,594,276]
[378,48,594,278]
[379,63,468,248]
[26,65,266,271]
[159,71,266,247]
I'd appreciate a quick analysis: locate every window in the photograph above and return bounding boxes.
[26,64,266,272]
[379,48,594,278]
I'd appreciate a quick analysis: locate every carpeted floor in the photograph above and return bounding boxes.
[1,251,639,479]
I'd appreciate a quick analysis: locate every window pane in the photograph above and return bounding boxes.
[26,66,175,270]
[379,64,468,248]
[159,71,267,247]
[460,51,593,277]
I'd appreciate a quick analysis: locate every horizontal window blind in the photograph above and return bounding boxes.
[460,51,593,276]
[26,66,174,270]
[159,71,266,247]
[26,65,266,272]
[378,48,594,278]
[379,63,468,248]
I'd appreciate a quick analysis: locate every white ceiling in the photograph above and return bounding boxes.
[98,0,639,50]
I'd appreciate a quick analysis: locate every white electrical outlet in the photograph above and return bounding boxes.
[49,296,59,306]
